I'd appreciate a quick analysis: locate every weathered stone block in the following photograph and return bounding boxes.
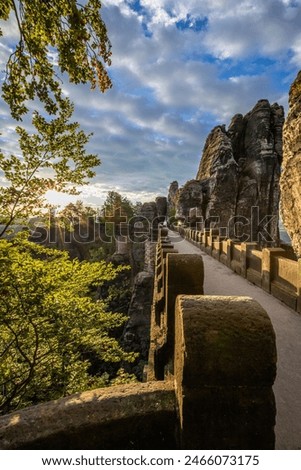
[271,282,297,310]
[298,259,301,314]
[246,249,262,287]
[241,242,258,278]
[0,382,176,450]
[247,268,262,287]
[174,295,277,449]
[165,254,204,368]
[212,239,221,261]
[262,248,286,293]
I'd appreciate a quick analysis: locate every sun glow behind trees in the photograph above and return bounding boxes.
[0,1,138,414]
[0,0,113,234]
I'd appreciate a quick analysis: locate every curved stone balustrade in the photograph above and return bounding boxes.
[0,382,176,450]
[175,295,276,449]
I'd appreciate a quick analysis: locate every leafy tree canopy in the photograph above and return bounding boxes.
[102,191,135,222]
[0,7,140,414]
[0,101,100,237]
[0,1,112,235]
[0,235,136,414]
[57,200,97,224]
[0,0,112,119]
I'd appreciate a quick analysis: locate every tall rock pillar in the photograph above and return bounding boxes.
[281,71,301,257]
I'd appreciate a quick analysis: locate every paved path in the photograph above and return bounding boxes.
[168,230,301,450]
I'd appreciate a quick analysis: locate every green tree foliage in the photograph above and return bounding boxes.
[0,1,112,235]
[0,236,137,414]
[0,0,112,119]
[97,191,135,257]
[54,200,97,233]
[0,5,138,414]
[102,191,135,223]
[0,101,100,237]
[58,200,97,222]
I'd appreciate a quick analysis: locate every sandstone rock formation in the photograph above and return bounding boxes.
[172,99,284,244]
[173,179,206,221]
[232,100,284,242]
[196,124,238,228]
[155,196,167,218]
[140,201,158,223]
[167,181,179,214]
[280,71,301,257]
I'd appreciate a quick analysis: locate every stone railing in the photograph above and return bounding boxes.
[147,228,277,449]
[0,228,277,450]
[147,228,204,381]
[0,382,176,450]
[176,226,301,314]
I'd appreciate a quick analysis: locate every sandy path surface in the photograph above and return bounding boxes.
[168,230,301,450]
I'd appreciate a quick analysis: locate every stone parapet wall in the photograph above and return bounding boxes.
[176,226,301,314]
[144,239,156,273]
[147,228,204,381]
[0,382,176,450]
[174,295,276,449]
[148,228,276,449]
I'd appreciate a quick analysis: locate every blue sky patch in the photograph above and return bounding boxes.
[126,0,152,37]
[176,15,208,32]
[127,0,143,14]
[219,57,277,80]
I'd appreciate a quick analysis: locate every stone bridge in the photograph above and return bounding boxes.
[176,226,301,314]
[0,228,277,450]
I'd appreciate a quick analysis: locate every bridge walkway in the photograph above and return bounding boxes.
[168,230,301,450]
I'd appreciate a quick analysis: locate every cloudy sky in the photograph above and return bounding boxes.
[1,0,301,207]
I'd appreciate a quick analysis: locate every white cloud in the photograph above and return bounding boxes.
[0,12,19,41]
[290,34,301,66]
[202,0,301,59]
